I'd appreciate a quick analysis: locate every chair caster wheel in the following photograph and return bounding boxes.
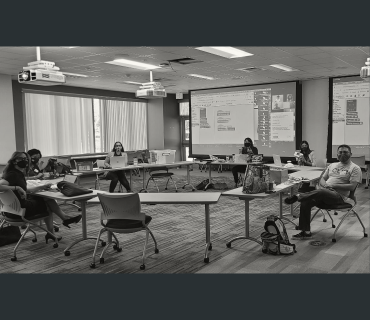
[364,233,368,237]
[116,247,122,252]
[11,257,17,262]
[90,263,96,269]
[334,212,338,215]
[100,258,105,264]
[64,251,70,256]
[32,238,37,243]
[295,226,299,230]
[332,239,336,243]
[226,243,231,248]
[204,257,209,263]
[101,241,106,247]
[182,186,185,189]
[53,243,58,248]
[155,248,159,254]
[54,226,59,232]
[140,264,145,270]
[208,245,212,251]
[192,189,195,192]
[176,190,178,192]
[165,188,167,190]
[332,225,336,228]
[21,225,27,229]
[262,249,268,254]
[323,219,327,222]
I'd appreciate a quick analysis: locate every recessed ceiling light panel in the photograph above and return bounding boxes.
[196,47,254,59]
[269,64,299,72]
[106,58,161,70]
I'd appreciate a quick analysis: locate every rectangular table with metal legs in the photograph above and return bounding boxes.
[88,192,221,263]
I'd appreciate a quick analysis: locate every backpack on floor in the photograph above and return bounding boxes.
[260,215,296,255]
[195,179,210,190]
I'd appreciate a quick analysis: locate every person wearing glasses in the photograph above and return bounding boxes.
[104,141,132,193]
[285,145,362,240]
[0,152,82,243]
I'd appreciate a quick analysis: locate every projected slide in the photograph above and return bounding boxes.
[190,81,298,157]
[332,76,370,160]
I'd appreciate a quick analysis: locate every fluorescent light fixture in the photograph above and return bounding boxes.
[62,47,78,48]
[188,74,216,80]
[124,81,143,85]
[195,47,254,59]
[269,64,299,72]
[106,58,161,70]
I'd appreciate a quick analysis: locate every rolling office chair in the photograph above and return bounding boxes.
[94,160,124,193]
[310,183,367,242]
[90,193,158,270]
[145,166,178,192]
[0,190,59,261]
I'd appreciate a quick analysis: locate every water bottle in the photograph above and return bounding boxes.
[133,157,138,166]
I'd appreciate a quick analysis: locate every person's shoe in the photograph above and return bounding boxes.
[63,215,82,228]
[234,183,238,188]
[292,231,312,240]
[284,195,298,205]
[45,234,62,244]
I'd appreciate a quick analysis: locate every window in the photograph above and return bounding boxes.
[179,101,189,116]
[24,92,148,156]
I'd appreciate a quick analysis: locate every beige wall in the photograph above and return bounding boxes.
[0,74,16,164]
[302,79,329,162]
[147,99,164,150]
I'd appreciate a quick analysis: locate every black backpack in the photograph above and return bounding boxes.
[260,215,296,255]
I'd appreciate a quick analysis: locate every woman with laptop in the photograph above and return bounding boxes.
[0,151,82,244]
[104,141,132,193]
[231,138,259,188]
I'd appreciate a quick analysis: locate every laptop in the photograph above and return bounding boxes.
[272,154,282,167]
[75,161,94,172]
[110,156,127,168]
[38,157,51,171]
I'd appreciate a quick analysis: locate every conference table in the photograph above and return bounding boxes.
[221,169,324,247]
[32,186,103,256]
[71,161,196,193]
[88,192,221,263]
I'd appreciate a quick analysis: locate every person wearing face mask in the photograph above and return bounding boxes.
[297,141,316,166]
[26,148,44,180]
[103,141,132,193]
[285,145,362,240]
[0,151,82,234]
[231,138,259,188]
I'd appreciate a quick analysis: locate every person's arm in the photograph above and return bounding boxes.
[318,167,330,187]
[327,166,362,192]
[27,183,52,193]
[104,156,111,168]
[26,172,44,180]
[253,147,258,155]
[310,152,316,167]
[0,179,27,199]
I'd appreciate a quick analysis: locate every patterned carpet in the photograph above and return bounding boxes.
[0,173,299,274]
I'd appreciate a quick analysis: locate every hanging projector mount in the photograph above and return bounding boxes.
[135,71,167,99]
[360,57,370,81]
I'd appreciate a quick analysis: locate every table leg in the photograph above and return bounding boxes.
[139,166,148,193]
[279,191,298,228]
[204,163,213,191]
[226,199,262,247]
[182,164,196,191]
[204,204,212,263]
[130,170,132,188]
[63,200,105,256]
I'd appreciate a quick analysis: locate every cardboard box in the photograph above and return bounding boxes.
[269,168,289,184]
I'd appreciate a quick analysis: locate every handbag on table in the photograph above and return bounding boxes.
[57,181,93,197]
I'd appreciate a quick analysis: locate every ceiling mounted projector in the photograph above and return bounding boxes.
[18,47,88,86]
[136,71,167,99]
[360,57,370,81]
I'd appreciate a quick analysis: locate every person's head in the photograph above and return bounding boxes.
[337,144,352,163]
[3,151,31,175]
[111,141,124,153]
[27,148,42,165]
[244,138,254,148]
[300,140,311,154]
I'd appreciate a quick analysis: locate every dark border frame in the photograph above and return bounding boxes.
[189,80,302,163]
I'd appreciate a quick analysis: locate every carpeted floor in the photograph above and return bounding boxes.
[0,173,299,274]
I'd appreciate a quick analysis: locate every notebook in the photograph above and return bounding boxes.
[272,154,282,167]
[110,156,127,168]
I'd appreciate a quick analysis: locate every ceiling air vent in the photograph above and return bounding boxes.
[237,67,265,73]
[167,58,203,65]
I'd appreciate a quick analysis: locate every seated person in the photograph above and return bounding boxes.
[285,144,362,240]
[297,140,316,166]
[104,141,132,193]
[26,148,44,180]
[231,138,258,188]
[0,151,81,234]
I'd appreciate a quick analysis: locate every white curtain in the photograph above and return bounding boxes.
[24,93,95,156]
[98,99,147,152]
